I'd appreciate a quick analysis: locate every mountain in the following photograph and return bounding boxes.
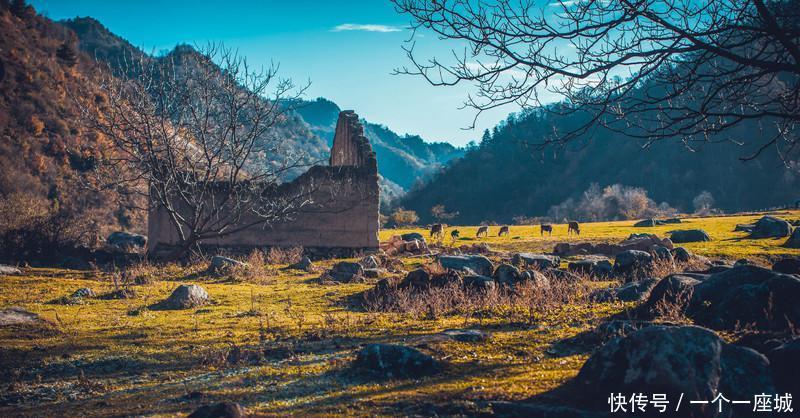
[62,18,464,200]
[398,107,799,224]
[0,2,141,254]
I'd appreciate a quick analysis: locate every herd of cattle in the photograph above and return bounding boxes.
[428,221,581,240]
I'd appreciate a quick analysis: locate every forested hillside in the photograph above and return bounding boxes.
[398,107,799,224]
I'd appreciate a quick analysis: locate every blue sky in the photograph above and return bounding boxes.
[31,0,529,146]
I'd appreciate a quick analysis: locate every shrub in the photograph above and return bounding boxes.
[389,208,419,227]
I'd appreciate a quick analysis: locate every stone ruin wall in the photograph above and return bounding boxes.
[147,110,380,255]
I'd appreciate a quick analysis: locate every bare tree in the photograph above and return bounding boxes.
[79,44,313,258]
[392,0,800,161]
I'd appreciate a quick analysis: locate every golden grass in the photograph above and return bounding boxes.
[1,210,797,416]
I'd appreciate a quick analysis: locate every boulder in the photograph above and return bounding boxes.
[438,255,494,276]
[619,233,674,250]
[545,268,581,283]
[400,232,424,242]
[749,215,793,238]
[734,223,755,233]
[188,402,246,418]
[688,265,800,331]
[359,255,380,269]
[663,218,682,224]
[591,278,659,303]
[574,325,774,410]
[0,264,22,276]
[0,307,46,326]
[772,258,800,275]
[327,261,364,282]
[511,253,560,269]
[71,288,95,299]
[105,231,147,253]
[633,218,658,227]
[650,245,674,263]
[354,344,440,378]
[60,256,91,271]
[430,270,463,288]
[208,256,246,275]
[492,263,521,286]
[567,258,613,278]
[289,256,314,272]
[784,227,800,248]
[440,329,490,343]
[519,270,550,288]
[769,337,800,395]
[669,229,711,243]
[612,250,654,279]
[463,275,496,292]
[161,284,209,309]
[640,275,699,316]
[363,268,381,279]
[400,268,431,290]
[671,247,692,263]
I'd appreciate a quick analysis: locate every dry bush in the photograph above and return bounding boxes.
[124,262,161,285]
[265,246,303,265]
[228,250,276,284]
[363,275,590,325]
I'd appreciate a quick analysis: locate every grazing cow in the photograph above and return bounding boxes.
[568,221,581,236]
[540,224,553,236]
[498,226,510,236]
[430,223,444,239]
[476,226,489,238]
[451,229,460,240]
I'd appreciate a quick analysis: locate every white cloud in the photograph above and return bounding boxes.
[331,23,402,33]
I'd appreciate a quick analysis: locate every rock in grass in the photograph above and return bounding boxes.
[289,256,314,272]
[463,275,496,292]
[71,288,95,299]
[208,255,246,275]
[327,261,364,283]
[492,263,521,286]
[438,255,494,276]
[105,231,147,253]
[0,264,22,276]
[354,344,440,378]
[613,250,653,279]
[749,215,793,238]
[511,253,560,269]
[440,329,490,342]
[188,402,247,418]
[161,284,209,309]
[671,246,692,262]
[669,229,711,243]
[567,258,613,278]
[574,325,774,410]
[784,228,800,248]
[591,278,659,302]
[0,307,45,326]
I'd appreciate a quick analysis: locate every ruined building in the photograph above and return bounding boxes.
[147,111,380,256]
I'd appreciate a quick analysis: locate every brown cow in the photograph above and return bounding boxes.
[568,221,581,236]
[430,223,444,239]
[498,226,510,236]
[451,229,460,240]
[476,226,489,238]
[540,224,553,236]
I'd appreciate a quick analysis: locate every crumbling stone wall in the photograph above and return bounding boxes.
[147,110,380,255]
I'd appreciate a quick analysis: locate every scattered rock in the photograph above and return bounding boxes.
[327,261,364,283]
[769,337,800,395]
[567,257,613,278]
[160,284,209,309]
[784,227,800,248]
[440,329,490,343]
[619,233,674,250]
[749,215,793,238]
[438,255,494,276]
[400,268,431,290]
[519,270,550,288]
[669,229,711,243]
[544,268,581,283]
[101,288,137,300]
[71,288,95,299]
[639,275,699,315]
[188,402,247,418]
[0,307,46,326]
[650,245,674,263]
[612,250,653,279]
[733,258,754,267]
[734,223,755,233]
[354,344,440,378]
[400,232,425,242]
[574,325,774,410]
[633,218,659,227]
[208,256,246,275]
[0,264,22,276]
[511,253,560,269]
[772,258,800,274]
[359,255,380,269]
[363,268,381,279]
[105,231,147,253]
[671,246,692,263]
[492,263,521,286]
[689,265,800,331]
[463,275,496,292]
[591,278,659,302]
[289,256,314,272]
[60,256,92,271]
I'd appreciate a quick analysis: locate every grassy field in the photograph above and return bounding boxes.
[1,211,797,416]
